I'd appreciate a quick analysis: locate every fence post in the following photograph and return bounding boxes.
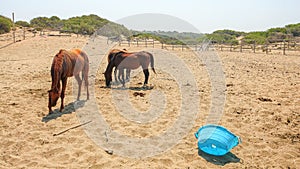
[152,39,154,48]
[23,27,26,40]
[161,43,164,49]
[265,43,268,54]
[182,44,184,51]
[12,12,16,43]
[240,40,243,52]
[283,40,286,55]
[12,31,15,43]
[253,41,256,53]
[145,39,147,48]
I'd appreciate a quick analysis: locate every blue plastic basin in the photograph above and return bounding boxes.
[195,124,241,156]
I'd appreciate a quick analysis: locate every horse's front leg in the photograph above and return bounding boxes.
[114,67,118,83]
[60,78,68,112]
[126,69,131,82]
[119,68,125,87]
[75,74,82,100]
[49,107,53,114]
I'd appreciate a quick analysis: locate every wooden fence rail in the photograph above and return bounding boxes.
[118,39,300,56]
[0,28,37,49]
[0,29,75,49]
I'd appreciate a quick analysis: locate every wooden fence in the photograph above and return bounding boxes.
[0,28,74,49]
[214,40,300,55]
[117,39,210,51]
[117,39,300,56]
[0,28,38,49]
[2,31,299,56]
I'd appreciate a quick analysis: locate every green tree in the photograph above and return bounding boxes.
[49,16,63,30]
[15,20,30,27]
[0,15,13,34]
[266,27,287,36]
[285,23,300,37]
[30,17,49,30]
[243,31,267,44]
[213,29,245,37]
[206,31,238,44]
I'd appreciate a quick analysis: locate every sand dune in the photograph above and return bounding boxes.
[0,35,299,168]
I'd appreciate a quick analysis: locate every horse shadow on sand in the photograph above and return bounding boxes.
[42,100,86,123]
[110,85,154,91]
[198,149,242,166]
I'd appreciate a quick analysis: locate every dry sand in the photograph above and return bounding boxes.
[0,35,299,168]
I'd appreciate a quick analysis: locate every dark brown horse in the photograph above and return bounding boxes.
[48,49,89,113]
[104,50,156,87]
[107,49,131,83]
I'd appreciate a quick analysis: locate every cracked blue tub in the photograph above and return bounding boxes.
[195,124,241,156]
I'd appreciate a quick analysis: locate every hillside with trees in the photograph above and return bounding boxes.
[0,14,300,45]
[28,14,131,37]
[130,23,300,45]
[0,15,13,34]
[0,14,130,37]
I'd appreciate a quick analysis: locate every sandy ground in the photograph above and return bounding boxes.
[0,35,299,169]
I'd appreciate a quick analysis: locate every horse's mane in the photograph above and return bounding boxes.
[51,49,67,91]
[52,49,66,72]
[108,49,128,62]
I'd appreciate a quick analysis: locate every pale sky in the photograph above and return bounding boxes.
[1,0,299,33]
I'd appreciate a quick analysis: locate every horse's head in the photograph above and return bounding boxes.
[104,71,112,87]
[48,89,60,110]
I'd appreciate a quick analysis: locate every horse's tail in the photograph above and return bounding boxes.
[150,53,156,74]
[80,50,89,87]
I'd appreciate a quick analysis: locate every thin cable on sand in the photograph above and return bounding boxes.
[53,120,92,136]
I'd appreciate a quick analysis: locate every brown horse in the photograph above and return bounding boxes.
[107,49,131,83]
[48,49,89,113]
[104,50,156,87]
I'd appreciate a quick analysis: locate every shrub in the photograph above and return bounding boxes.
[15,20,30,27]
[0,15,13,34]
[243,31,267,44]
[285,23,300,37]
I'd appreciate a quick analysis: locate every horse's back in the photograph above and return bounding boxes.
[116,51,152,70]
[60,49,87,77]
[71,49,82,55]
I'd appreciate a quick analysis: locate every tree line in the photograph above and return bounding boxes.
[126,24,300,45]
[1,14,300,45]
[206,24,300,45]
[0,14,130,37]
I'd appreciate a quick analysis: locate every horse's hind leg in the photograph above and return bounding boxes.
[82,70,89,100]
[60,78,67,112]
[143,69,149,85]
[75,74,82,100]
[126,69,131,82]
